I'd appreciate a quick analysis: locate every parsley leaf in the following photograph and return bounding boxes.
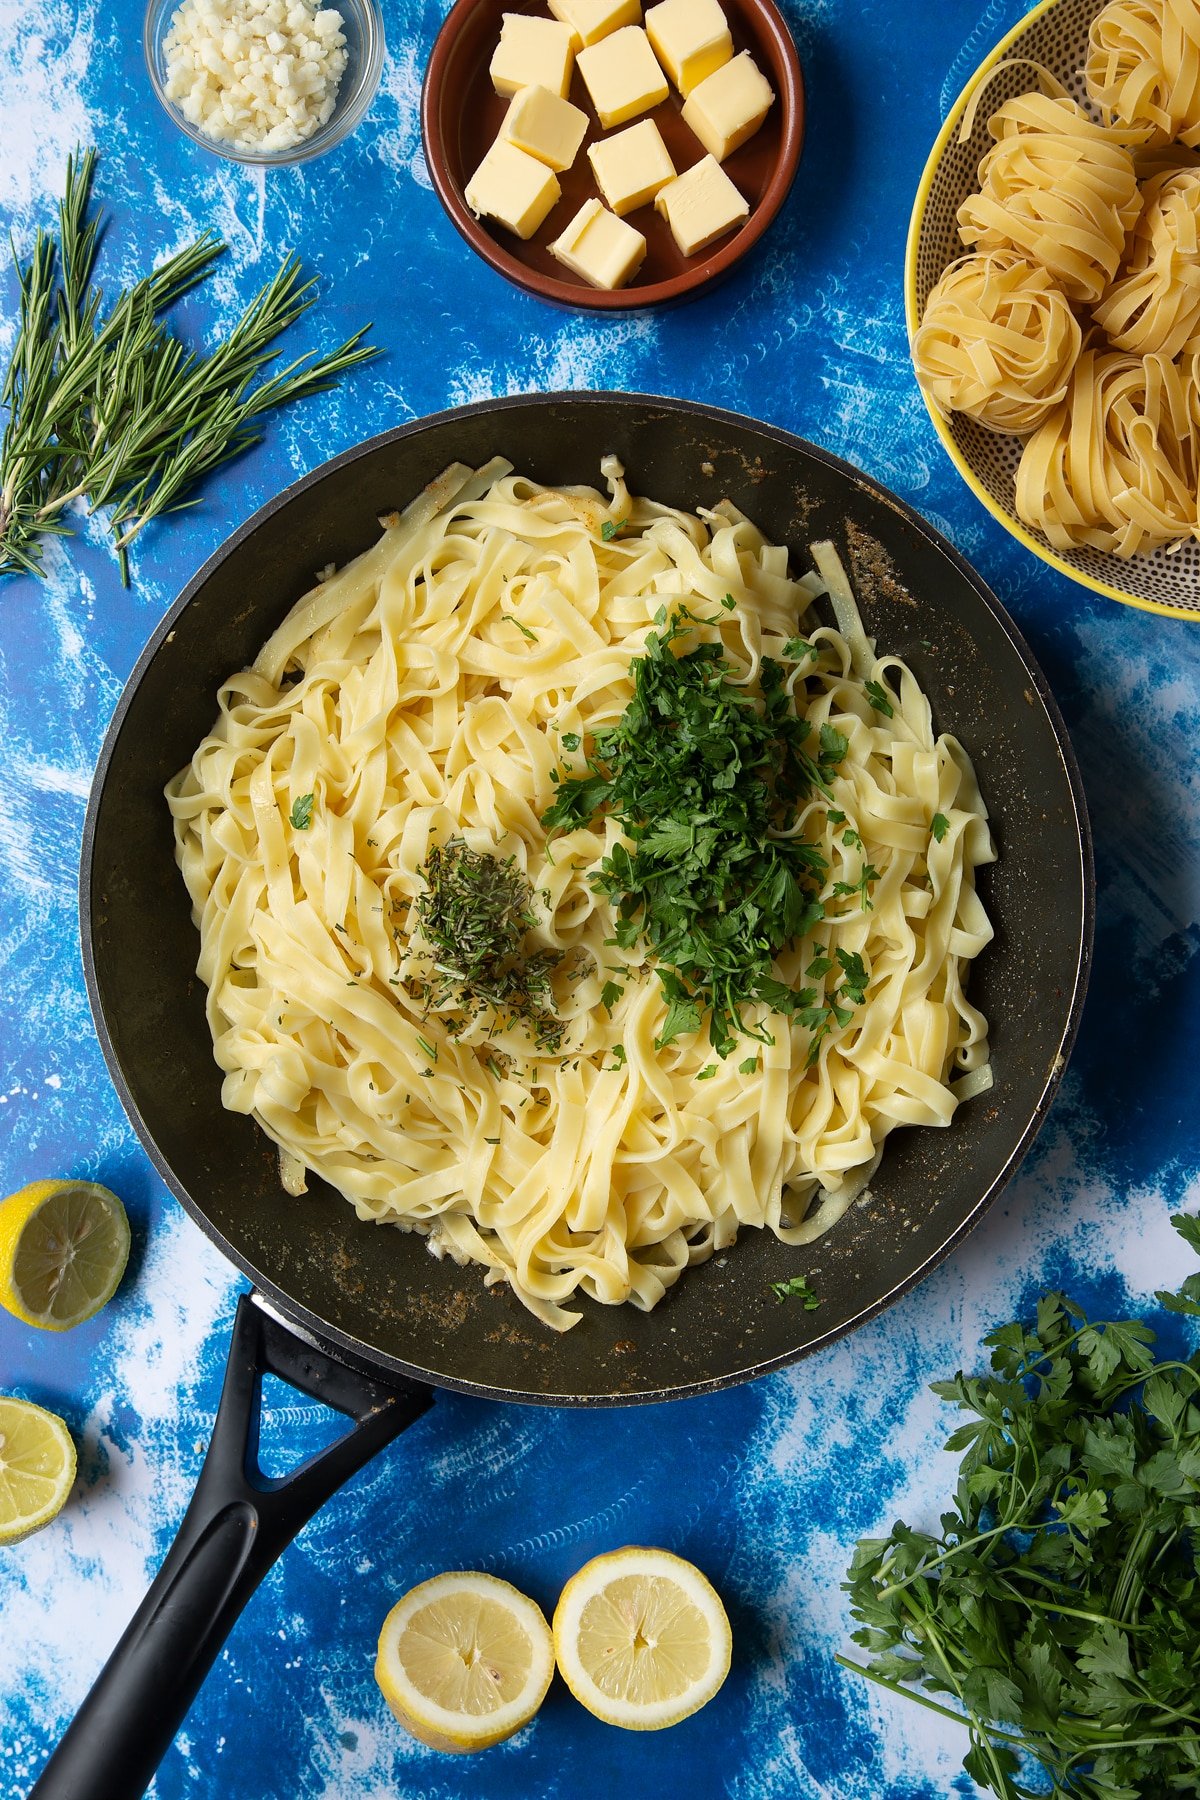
[599,979,623,1014]
[864,677,894,717]
[600,516,627,542]
[655,970,703,1050]
[931,812,950,843]
[290,792,314,830]
[769,1275,820,1308]
[561,731,582,752]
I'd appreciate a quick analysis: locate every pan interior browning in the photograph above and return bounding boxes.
[83,395,1091,1403]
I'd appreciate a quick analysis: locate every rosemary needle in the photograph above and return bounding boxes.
[0,149,378,583]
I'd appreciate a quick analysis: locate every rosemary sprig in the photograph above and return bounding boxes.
[0,149,377,583]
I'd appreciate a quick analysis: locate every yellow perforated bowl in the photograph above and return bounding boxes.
[905,0,1200,621]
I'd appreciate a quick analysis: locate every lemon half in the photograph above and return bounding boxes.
[552,1546,732,1731]
[375,1571,555,1753]
[0,1179,131,1331]
[0,1396,77,1545]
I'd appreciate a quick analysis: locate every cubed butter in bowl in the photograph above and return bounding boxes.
[550,198,647,287]
[682,49,774,160]
[420,0,805,309]
[501,84,588,170]
[489,13,575,98]
[548,0,641,51]
[576,25,669,129]
[465,137,562,238]
[655,154,748,256]
[588,118,676,214]
[645,0,732,96]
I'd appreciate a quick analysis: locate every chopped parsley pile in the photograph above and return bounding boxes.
[841,1213,1200,1800]
[542,602,879,1060]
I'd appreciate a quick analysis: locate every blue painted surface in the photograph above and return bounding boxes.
[0,1,1197,1796]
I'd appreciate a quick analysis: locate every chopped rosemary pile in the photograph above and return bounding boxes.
[0,150,376,583]
[406,839,564,1052]
[841,1213,1200,1800]
[542,603,874,1059]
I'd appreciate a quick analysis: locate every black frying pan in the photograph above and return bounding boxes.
[36,393,1092,1799]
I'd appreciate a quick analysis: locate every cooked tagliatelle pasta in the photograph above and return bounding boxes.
[167,461,995,1331]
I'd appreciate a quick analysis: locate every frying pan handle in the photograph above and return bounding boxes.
[28,1292,433,1800]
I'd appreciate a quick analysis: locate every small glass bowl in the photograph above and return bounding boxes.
[144,0,385,166]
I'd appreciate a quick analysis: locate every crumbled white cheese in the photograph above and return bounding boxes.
[162,0,348,153]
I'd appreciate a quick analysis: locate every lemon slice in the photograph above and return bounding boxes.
[0,1396,77,1545]
[552,1546,732,1731]
[0,1179,131,1331]
[375,1571,555,1753]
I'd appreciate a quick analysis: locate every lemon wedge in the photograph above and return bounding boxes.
[375,1571,555,1752]
[0,1396,77,1545]
[552,1546,732,1730]
[0,1179,130,1331]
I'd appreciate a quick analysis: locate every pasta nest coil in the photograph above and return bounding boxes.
[1086,0,1200,147]
[912,249,1083,433]
[1094,164,1200,353]
[1014,343,1200,554]
[956,90,1141,303]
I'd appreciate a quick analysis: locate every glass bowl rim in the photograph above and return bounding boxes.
[142,0,386,168]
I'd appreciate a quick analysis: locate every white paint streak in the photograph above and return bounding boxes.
[0,0,96,213]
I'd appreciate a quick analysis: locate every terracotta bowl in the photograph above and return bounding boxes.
[421,0,805,310]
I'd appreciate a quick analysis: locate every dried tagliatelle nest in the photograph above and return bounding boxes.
[1014,344,1200,556]
[1094,164,1200,353]
[912,251,1083,433]
[1086,0,1200,147]
[955,89,1141,305]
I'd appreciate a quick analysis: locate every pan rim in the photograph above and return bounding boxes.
[79,389,1095,1406]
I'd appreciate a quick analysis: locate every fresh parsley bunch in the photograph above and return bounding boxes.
[841,1215,1200,1799]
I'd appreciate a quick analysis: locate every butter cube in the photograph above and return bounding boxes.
[654,154,748,256]
[489,14,575,100]
[548,0,641,51]
[550,198,647,288]
[588,118,676,214]
[501,84,588,171]
[681,51,774,160]
[465,138,562,239]
[645,0,732,96]
[576,26,668,129]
